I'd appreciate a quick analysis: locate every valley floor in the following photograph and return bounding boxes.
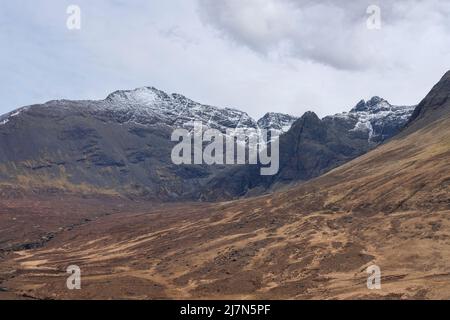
[1,196,450,300]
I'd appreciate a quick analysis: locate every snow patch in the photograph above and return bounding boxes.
[329,97,416,143]
[351,119,374,141]
[0,107,28,126]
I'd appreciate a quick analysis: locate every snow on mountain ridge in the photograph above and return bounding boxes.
[0,87,414,145]
[0,87,298,142]
[0,107,29,126]
[103,87,260,133]
[106,87,166,106]
[327,96,416,143]
[257,112,298,134]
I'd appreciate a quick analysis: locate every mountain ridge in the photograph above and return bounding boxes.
[0,86,415,200]
[406,70,450,131]
[203,97,416,199]
[2,71,450,299]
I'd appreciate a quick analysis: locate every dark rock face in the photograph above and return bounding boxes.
[0,98,205,200]
[406,70,450,131]
[0,86,415,201]
[328,97,415,144]
[203,98,416,200]
[0,88,293,201]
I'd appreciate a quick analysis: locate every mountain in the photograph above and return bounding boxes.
[0,87,293,200]
[0,86,414,201]
[203,97,415,199]
[3,71,449,300]
[327,96,415,143]
[257,112,298,134]
[104,87,259,131]
[406,70,450,131]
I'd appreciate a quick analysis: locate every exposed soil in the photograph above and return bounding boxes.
[1,117,450,300]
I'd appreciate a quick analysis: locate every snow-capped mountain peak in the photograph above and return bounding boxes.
[1,87,412,148]
[327,97,416,143]
[106,87,170,105]
[102,87,260,133]
[257,112,298,133]
[101,87,301,135]
[350,96,393,113]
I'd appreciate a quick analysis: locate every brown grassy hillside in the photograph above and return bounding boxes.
[1,110,449,299]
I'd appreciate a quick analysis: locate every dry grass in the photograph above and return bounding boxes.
[1,117,450,300]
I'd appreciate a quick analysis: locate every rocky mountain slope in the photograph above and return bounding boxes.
[0,87,292,200]
[0,87,413,201]
[326,96,415,144]
[203,97,415,199]
[1,70,449,300]
[257,112,298,134]
[0,87,289,135]
[406,70,450,131]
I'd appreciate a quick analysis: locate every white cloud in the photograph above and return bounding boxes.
[1,0,450,120]
[198,0,450,70]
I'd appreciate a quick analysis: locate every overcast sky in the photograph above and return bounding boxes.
[1,0,450,119]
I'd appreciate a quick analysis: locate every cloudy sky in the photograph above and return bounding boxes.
[1,0,450,119]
